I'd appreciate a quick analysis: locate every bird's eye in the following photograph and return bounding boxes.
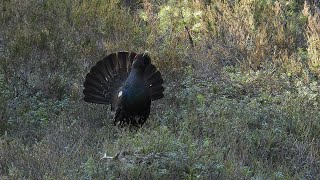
[143,56,151,65]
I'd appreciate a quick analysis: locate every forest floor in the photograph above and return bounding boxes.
[1,0,320,179]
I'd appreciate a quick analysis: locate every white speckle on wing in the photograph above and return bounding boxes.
[118,91,122,97]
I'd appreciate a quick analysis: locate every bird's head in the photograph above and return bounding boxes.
[132,52,151,71]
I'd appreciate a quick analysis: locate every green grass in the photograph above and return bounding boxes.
[1,0,320,179]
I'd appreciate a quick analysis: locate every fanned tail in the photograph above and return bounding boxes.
[83,51,137,104]
[144,63,165,101]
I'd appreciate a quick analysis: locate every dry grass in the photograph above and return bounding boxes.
[0,0,320,179]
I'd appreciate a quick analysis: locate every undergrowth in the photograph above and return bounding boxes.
[0,0,319,179]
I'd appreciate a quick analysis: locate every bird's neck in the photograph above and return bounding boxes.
[124,68,146,91]
[120,71,148,110]
[129,68,144,77]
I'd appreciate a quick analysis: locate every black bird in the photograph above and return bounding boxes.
[83,51,164,127]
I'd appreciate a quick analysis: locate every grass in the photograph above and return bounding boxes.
[0,0,320,179]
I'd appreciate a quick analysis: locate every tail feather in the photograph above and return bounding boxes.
[83,90,106,100]
[89,67,110,88]
[83,78,110,104]
[83,51,135,104]
[83,51,164,105]
[144,64,157,79]
[84,95,108,104]
[150,84,164,101]
[148,71,163,85]
[150,84,165,94]
[128,52,136,68]
[84,74,105,90]
[96,61,112,80]
[110,53,119,75]
[151,93,164,101]
[83,84,105,97]
[102,56,116,78]
[118,52,129,77]
[144,63,164,101]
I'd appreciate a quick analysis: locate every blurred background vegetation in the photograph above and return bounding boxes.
[0,0,320,179]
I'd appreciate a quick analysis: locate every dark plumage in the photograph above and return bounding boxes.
[83,51,164,127]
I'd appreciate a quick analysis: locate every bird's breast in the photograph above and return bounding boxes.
[122,86,150,111]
